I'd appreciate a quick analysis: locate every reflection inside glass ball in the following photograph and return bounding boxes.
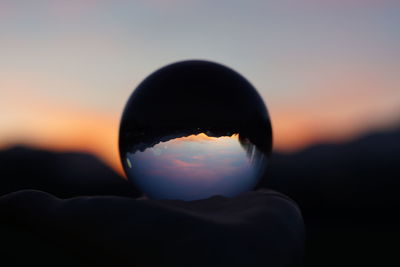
[125,133,266,201]
[119,60,272,201]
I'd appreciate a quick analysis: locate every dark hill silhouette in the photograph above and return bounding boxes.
[262,126,400,267]
[0,146,140,198]
[265,126,400,222]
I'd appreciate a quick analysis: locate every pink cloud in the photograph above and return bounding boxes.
[171,159,203,169]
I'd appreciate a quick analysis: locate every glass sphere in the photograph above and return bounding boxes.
[119,60,272,201]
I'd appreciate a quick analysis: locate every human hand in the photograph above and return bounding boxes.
[0,189,304,267]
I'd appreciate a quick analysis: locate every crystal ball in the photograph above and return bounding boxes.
[119,60,272,201]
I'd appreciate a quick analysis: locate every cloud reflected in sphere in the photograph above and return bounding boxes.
[119,60,272,201]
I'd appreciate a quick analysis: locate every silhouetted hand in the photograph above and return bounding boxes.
[0,189,304,267]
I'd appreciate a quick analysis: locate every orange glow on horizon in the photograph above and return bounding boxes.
[1,82,398,177]
[0,101,125,177]
[1,106,397,177]
[171,133,239,143]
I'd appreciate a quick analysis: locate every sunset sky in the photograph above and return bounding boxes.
[126,133,261,200]
[1,0,399,174]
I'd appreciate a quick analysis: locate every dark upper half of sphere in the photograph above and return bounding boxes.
[120,60,273,155]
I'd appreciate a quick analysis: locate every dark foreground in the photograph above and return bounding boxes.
[0,189,304,267]
[0,125,399,266]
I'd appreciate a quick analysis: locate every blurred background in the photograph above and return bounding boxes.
[1,0,399,174]
[1,1,400,266]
